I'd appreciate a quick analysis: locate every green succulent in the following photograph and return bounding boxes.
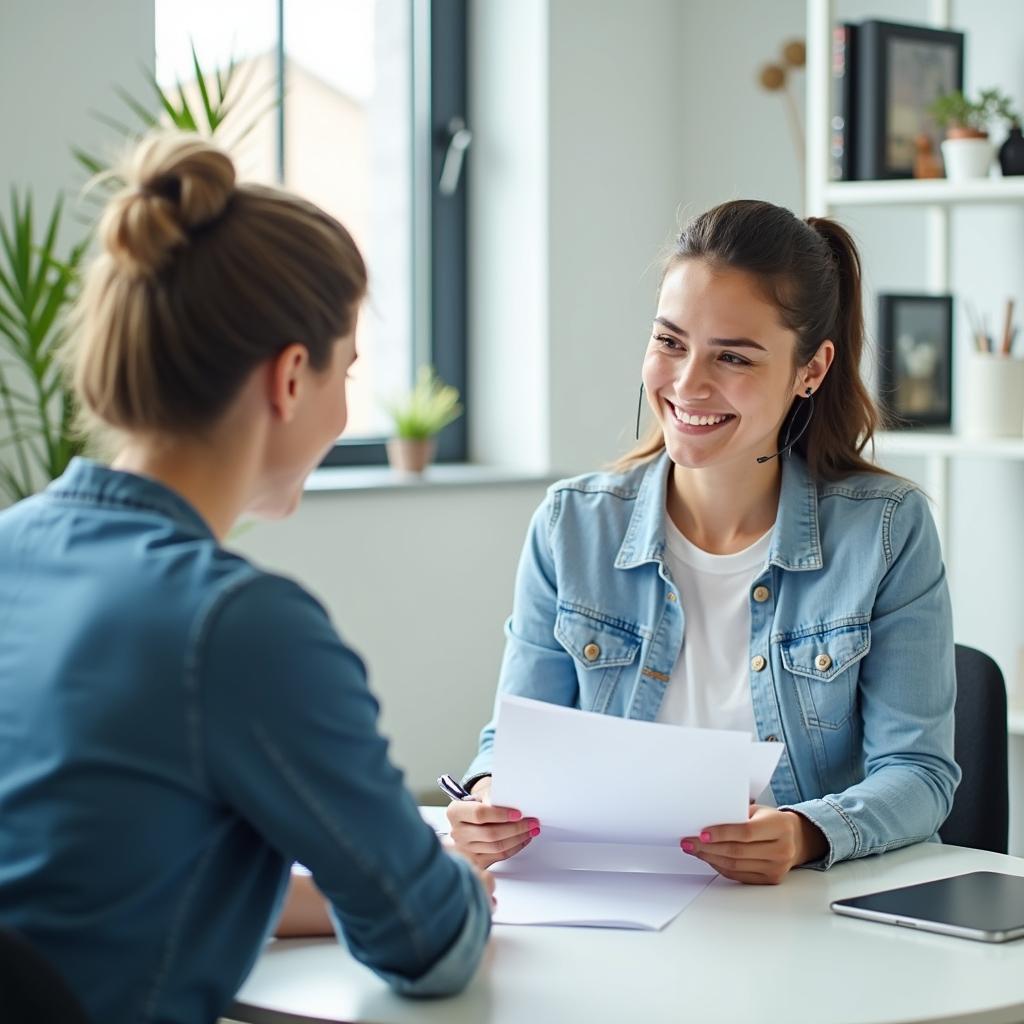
[383,367,463,441]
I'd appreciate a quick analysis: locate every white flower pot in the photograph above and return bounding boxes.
[940,137,994,181]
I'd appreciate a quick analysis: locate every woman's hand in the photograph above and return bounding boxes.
[680,805,828,884]
[445,776,541,869]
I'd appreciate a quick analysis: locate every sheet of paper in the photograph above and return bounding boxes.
[431,698,786,929]
[749,741,785,801]
[490,868,716,930]
[491,695,753,846]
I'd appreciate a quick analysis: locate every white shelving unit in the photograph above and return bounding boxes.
[806,1,1024,741]
[826,177,1024,206]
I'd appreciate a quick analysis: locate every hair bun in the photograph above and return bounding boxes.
[101,133,236,275]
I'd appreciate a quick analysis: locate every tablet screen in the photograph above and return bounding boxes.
[831,871,1024,942]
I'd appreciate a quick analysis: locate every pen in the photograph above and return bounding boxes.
[437,773,477,802]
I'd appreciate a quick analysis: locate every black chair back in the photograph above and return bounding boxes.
[0,928,91,1023]
[938,644,1009,854]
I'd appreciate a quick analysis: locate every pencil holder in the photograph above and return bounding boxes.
[960,353,1024,438]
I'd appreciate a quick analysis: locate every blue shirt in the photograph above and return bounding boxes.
[0,459,489,1023]
[467,451,960,867]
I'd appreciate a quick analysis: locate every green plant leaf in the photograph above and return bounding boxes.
[114,83,159,130]
[174,78,200,132]
[191,41,219,133]
[382,366,463,440]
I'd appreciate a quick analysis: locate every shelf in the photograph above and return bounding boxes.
[874,431,1024,460]
[825,177,1024,207]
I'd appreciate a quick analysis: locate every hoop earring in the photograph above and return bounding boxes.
[635,383,645,440]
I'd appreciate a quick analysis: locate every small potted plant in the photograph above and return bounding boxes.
[382,366,463,473]
[929,87,1012,181]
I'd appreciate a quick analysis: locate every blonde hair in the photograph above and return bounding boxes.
[66,132,367,436]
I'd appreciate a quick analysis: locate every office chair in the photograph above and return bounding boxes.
[938,644,1009,854]
[0,928,92,1024]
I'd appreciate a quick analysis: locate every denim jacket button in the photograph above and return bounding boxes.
[815,653,833,671]
[765,734,779,742]
[666,592,678,602]
[752,586,770,603]
[750,655,767,672]
[583,643,601,662]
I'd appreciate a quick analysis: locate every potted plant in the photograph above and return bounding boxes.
[382,366,462,473]
[929,87,1013,181]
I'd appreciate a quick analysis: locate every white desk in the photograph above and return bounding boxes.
[230,838,1024,1024]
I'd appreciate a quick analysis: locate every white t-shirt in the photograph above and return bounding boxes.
[657,516,775,804]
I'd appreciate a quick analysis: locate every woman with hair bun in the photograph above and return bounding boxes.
[0,133,492,1022]
[448,200,960,885]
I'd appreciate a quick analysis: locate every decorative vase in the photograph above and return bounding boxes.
[386,437,436,473]
[998,126,1024,176]
[940,132,994,182]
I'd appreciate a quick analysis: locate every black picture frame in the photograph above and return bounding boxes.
[877,294,953,428]
[855,20,964,180]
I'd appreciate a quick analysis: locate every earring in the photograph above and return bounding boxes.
[635,383,645,440]
[805,386,813,396]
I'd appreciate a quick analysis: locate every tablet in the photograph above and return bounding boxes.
[830,871,1024,943]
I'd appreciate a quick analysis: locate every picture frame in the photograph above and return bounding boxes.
[877,294,953,428]
[855,20,964,180]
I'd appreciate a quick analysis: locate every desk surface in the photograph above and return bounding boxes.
[231,831,1024,1024]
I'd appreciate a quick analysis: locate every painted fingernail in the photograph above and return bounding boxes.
[681,839,695,853]
[529,826,541,837]
[507,809,523,822]
[700,831,712,843]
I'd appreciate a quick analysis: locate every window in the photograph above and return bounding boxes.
[155,0,468,465]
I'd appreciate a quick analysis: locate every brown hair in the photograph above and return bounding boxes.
[618,199,884,480]
[66,132,367,436]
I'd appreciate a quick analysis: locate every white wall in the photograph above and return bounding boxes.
[0,0,154,234]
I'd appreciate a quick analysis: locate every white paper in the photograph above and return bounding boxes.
[749,741,785,801]
[483,695,785,928]
[489,868,716,930]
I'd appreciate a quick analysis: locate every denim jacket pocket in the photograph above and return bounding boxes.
[780,622,870,730]
[554,606,643,712]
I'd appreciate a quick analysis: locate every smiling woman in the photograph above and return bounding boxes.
[447,198,960,889]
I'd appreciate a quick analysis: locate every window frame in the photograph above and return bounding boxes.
[318,0,469,467]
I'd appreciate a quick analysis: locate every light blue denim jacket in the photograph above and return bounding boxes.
[0,460,489,1024]
[467,451,960,868]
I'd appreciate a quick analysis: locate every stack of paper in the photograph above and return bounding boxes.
[485,695,784,930]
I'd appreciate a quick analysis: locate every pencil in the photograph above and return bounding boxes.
[1001,299,1015,355]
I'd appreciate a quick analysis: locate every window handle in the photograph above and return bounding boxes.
[438,117,472,196]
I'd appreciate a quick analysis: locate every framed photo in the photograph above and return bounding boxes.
[877,294,953,428]
[855,20,964,180]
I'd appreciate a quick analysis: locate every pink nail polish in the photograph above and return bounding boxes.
[700,831,712,843]
[681,839,695,853]
[530,826,541,837]
[507,809,522,822]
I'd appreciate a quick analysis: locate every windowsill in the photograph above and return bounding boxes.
[304,462,558,495]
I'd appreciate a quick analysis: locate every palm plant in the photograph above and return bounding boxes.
[0,44,276,505]
[74,43,274,188]
[0,194,88,502]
